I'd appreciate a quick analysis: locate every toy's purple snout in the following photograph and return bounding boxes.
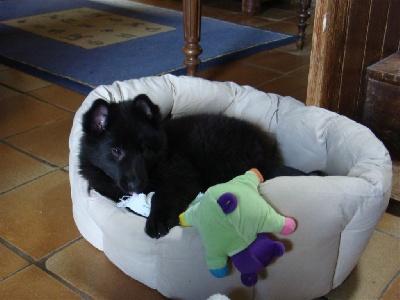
[217,193,238,214]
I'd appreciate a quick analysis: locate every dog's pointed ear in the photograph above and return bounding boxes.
[132,94,161,124]
[82,99,109,135]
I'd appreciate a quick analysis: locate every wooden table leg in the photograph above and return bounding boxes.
[296,0,312,50]
[182,0,203,76]
[242,0,261,15]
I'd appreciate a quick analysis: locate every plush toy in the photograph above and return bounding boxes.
[179,169,296,286]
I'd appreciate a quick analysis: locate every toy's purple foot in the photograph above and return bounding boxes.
[231,233,285,284]
[241,273,258,287]
[217,193,238,214]
[274,241,285,257]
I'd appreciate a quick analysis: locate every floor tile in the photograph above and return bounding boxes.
[278,41,313,57]
[257,75,308,102]
[260,20,298,35]
[0,244,29,281]
[198,60,282,87]
[0,85,20,100]
[284,87,307,103]
[325,231,400,299]
[0,265,80,299]
[207,1,242,14]
[221,14,271,27]
[0,64,10,71]
[242,51,310,73]
[0,94,70,139]
[0,143,54,194]
[29,84,86,112]
[262,0,300,12]
[381,274,400,300]
[0,68,51,92]
[377,200,400,237]
[0,171,81,260]
[6,116,74,168]
[288,64,310,77]
[46,239,168,299]
[258,8,296,21]
[202,6,236,20]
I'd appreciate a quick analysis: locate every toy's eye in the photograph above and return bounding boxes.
[111,147,123,159]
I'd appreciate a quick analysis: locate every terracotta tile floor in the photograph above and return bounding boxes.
[0,0,399,299]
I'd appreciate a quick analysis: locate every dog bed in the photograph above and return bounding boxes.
[69,74,392,300]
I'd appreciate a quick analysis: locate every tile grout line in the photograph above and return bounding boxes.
[0,114,74,141]
[374,227,400,239]
[0,79,79,115]
[242,59,310,76]
[36,268,94,300]
[0,237,36,265]
[253,73,293,89]
[2,140,61,169]
[0,236,91,299]
[0,143,70,196]
[0,225,83,266]
[37,236,84,264]
[376,268,400,299]
[0,79,52,95]
[0,167,58,197]
[0,264,33,285]
[35,236,93,300]
[27,92,83,114]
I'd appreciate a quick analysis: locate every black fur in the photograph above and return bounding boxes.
[79,94,307,238]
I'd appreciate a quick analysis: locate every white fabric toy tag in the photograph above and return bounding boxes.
[117,192,154,217]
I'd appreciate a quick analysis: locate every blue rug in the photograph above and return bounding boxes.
[0,0,296,94]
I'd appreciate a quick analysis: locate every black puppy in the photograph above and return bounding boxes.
[79,94,308,238]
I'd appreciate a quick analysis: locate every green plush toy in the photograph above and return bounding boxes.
[179,169,296,286]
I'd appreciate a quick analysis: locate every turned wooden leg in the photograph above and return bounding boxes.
[242,0,262,16]
[182,0,202,76]
[296,0,312,50]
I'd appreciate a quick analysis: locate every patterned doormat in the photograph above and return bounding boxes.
[0,0,296,94]
[2,7,175,50]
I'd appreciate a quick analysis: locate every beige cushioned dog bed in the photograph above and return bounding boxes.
[69,75,392,300]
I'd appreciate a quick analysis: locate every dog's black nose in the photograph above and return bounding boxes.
[120,178,138,194]
[120,175,147,194]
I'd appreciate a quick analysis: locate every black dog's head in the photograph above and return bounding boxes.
[80,94,166,195]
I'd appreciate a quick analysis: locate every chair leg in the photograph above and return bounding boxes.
[182,0,203,76]
[242,0,261,15]
[296,0,312,50]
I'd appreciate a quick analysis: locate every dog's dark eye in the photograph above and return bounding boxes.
[111,148,123,158]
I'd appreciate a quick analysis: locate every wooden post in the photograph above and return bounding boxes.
[306,0,350,112]
[306,0,399,121]
[182,0,202,76]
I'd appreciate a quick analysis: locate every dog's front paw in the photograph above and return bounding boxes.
[145,213,178,239]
